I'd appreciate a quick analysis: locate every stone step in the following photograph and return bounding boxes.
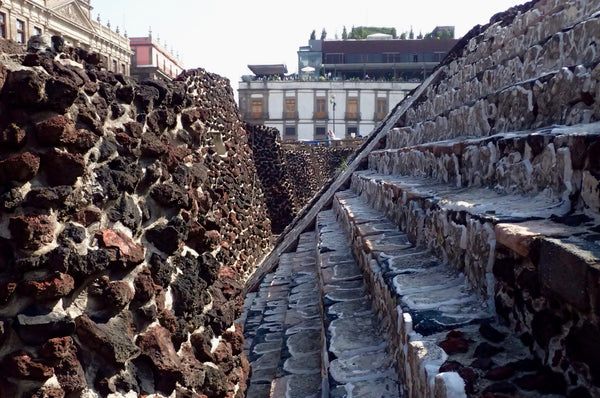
[316,210,401,398]
[331,190,544,398]
[372,125,600,217]
[244,231,325,398]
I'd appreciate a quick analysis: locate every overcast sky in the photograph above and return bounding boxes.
[92,0,525,96]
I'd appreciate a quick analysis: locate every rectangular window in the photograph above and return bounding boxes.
[0,13,6,38]
[284,126,296,137]
[251,99,263,119]
[315,98,327,119]
[347,126,358,138]
[375,98,388,120]
[315,126,326,137]
[346,98,359,119]
[284,98,296,119]
[16,19,25,43]
[33,26,42,36]
[112,60,117,72]
[121,64,126,74]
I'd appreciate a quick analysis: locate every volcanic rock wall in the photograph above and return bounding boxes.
[366,0,600,394]
[245,123,297,234]
[282,144,358,211]
[0,45,272,397]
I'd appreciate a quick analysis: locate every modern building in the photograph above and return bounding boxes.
[239,33,458,141]
[0,0,131,74]
[129,33,185,81]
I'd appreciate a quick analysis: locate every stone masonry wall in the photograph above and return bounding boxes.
[369,0,600,394]
[0,43,272,397]
[245,123,297,234]
[282,144,358,212]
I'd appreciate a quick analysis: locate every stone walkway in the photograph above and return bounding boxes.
[241,219,400,397]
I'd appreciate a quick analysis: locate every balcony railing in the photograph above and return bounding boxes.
[345,112,361,120]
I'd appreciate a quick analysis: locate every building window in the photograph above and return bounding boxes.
[284,98,296,119]
[315,98,327,119]
[251,99,263,119]
[121,64,126,74]
[0,13,6,38]
[315,126,326,138]
[284,126,296,138]
[347,126,358,138]
[16,19,25,43]
[375,98,388,120]
[112,60,117,72]
[33,26,42,36]
[346,98,359,120]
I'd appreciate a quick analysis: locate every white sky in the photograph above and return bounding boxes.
[92,0,526,96]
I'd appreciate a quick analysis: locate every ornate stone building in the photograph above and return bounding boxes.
[0,0,131,73]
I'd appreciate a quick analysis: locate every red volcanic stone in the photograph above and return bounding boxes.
[190,330,214,363]
[42,148,85,186]
[485,365,515,381]
[133,268,156,303]
[136,325,182,393]
[40,337,86,394]
[179,343,206,390]
[20,272,75,300]
[222,324,244,356]
[95,229,144,266]
[0,123,27,147]
[0,151,40,183]
[458,367,477,394]
[72,206,102,226]
[90,277,134,309]
[35,115,77,146]
[213,341,234,373]
[1,350,53,380]
[439,330,471,355]
[9,213,55,250]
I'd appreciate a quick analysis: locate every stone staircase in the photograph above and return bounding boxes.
[241,1,600,396]
[241,124,600,398]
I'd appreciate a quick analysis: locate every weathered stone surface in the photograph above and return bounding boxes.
[75,314,139,364]
[95,229,144,266]
[9,213,55,250]
[136,325,182,393]
[0,350,53,380]
[0,151,40,184]
[16,309,76,345]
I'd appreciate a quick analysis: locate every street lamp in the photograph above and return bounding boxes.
[330,94,336,135]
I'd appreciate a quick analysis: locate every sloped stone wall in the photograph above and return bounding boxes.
[282,144,358,211]
[0,45,272,397]
[245,123,297,234]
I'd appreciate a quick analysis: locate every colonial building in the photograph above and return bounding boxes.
[239,34,457,141]
[0,0,131,74]
[129,33,184,81]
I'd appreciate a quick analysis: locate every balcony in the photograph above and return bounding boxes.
[283,111,299,120]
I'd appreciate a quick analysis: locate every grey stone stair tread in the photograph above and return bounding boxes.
[283,354,322,374]
[329,350,396,382]
[330,377,401,398]
[285,330,322,355]
[328,315,388,356]
[245,382,272,398]
[324,286,367,302]
[280,373,323,398]
[326,298,374,318]
[353,170,570,221]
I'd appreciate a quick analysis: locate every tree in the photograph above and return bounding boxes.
[342,26,348,40]
[321,28,327,40]
[391,27,397,39]
[400,32,407,40]
[409,27,414,39]
[417,31,423,39]
[310,30,316,40]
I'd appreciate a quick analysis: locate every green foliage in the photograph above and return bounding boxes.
[342,26,348,40]
[348,26,396,40]
[335,157,348,173]
[424,27,455,39]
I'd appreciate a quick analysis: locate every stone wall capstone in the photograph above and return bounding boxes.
[0,42,272,397]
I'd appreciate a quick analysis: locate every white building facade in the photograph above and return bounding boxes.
[0,0,131,74]
[238,79,418,141]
